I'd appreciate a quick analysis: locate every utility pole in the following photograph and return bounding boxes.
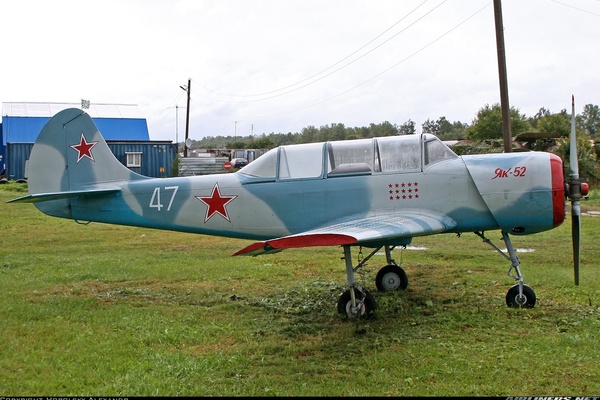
[494,0,512,153]
[180,78,191,157]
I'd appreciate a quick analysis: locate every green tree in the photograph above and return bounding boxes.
[422,119,438,135]
[580,103,600,138]
[344,126,365,140]
[301,125,318,143]
[247,135,274,149]
[398,119,416,135]
[422,116,467,140]
[553,133,599,184]
[466,103,530,141]
[536,109,570,136]
[369,121,398,137]
[331,123,347,141]
[528,107,551,130]
[226,139,247,149]
[444,121,468,140]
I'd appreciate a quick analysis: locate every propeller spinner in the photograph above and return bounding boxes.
[566,95,589,285]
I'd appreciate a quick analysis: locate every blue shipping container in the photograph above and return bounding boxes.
[6,141,177,180]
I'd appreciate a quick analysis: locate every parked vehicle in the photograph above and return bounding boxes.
[231,158,248,169]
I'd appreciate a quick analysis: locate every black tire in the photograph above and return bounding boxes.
[375,264,408,292]
[505,284,536,308]
[337,288,377,319]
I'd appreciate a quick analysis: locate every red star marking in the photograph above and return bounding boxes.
[195,183,238,223]
[70,133,98,163]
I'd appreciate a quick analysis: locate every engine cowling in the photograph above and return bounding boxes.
[462,151,564,235]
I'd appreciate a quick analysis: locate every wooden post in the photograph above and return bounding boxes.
[494,0,512,153]
[184,78,191,157]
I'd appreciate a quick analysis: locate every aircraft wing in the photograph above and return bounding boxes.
[233,210,457,256]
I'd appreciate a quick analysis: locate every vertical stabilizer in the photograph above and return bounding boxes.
[25,108,146,217]
[28,108,145,194]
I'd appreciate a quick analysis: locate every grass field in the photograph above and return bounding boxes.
[1,182,599,396]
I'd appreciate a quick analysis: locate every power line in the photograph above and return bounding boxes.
[239,2,492,120]
[198,0,449,102]
[548,0,600,17]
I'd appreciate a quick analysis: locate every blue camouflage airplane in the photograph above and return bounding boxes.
[8,102,587,319]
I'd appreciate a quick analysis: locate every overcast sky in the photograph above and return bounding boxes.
[1,0,599,142]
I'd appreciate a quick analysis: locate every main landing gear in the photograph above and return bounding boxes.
[337,231,535,318]
[337,244,409,319]
[475,230,536,308]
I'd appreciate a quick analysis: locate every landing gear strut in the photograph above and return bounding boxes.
[475,231,536,308]
[337,245,409,319]
[337,246,377,319]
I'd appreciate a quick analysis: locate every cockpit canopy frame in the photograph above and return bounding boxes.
[239,134,457,181]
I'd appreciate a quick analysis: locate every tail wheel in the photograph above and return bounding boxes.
[337,288,377,319]
[505,284,536,308]
[375,264,408,292]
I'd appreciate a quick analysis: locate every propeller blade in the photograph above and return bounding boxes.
[569,95,579,178]
[569,95,581,285]
[572,213,580,285]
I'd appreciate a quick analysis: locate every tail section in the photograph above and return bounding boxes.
[9,108,147,217]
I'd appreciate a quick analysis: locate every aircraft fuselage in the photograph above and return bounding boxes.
[61,135,564,243]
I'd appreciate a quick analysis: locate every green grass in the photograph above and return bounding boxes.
[1,182,599,396]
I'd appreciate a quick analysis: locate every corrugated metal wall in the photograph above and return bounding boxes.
[107,142,178,178]
[5,143,33,181]
[6,141,177,180]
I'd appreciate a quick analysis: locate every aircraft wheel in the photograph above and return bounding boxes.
[337,288,377,319]
[505,284,536,308]
[375,264,408,292]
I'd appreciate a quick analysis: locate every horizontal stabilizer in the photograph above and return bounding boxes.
[7,187,121,204]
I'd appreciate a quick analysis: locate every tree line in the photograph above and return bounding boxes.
[191,102,600,183]
[194,103,600,147]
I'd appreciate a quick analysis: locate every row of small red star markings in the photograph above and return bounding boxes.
[387,182,420,200]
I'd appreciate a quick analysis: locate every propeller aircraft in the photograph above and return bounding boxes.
[8,103,587,319]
